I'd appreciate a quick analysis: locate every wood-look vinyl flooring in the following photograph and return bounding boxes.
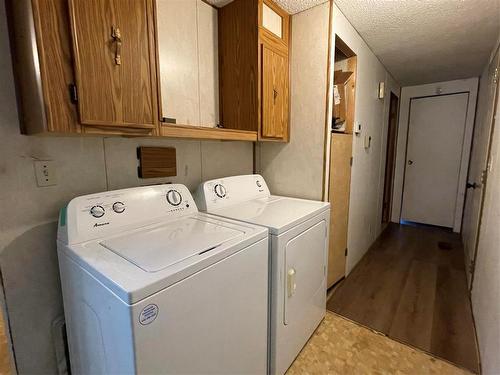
[327,223,479,373]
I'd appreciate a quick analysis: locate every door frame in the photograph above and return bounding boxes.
[381,91,399,223]
[391,78,479,232]
[469,51,500,289]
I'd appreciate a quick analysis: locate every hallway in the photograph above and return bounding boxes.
[327,224,479,373]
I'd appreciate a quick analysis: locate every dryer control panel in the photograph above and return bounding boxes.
[58,184,198,244]
[194,175,271,211]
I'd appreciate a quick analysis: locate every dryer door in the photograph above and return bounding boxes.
[283,220,327,325]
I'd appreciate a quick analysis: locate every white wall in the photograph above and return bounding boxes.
[258,1,330,201]
[0,1,253,372]
[391,78,479,232]
[471,82,500,375]
[331,5,401,273]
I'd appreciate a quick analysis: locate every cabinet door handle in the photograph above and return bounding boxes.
[112,27,122,65]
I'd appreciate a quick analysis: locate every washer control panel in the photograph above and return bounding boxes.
[59,184,198,244]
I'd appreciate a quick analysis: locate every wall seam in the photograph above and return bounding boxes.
[102,138,109,190]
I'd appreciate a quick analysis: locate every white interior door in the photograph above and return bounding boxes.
[401,93,469,228]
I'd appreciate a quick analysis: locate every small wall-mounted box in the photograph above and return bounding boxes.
[137,147,176,179]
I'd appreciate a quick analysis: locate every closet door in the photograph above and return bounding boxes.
[68,0,157,130]
[262,45,288,139]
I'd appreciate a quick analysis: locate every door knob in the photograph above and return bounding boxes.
[408,160,413,165]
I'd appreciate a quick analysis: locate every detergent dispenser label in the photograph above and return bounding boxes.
[139,304,158,325]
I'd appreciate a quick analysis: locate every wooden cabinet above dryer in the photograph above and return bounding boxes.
[218,0,290,142]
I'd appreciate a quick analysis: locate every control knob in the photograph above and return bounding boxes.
[166,190,182,206]
[214,184,227,198]
[90,205,105,218]
[112,201,125,213]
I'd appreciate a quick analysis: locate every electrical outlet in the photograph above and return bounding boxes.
[34,160,57,187]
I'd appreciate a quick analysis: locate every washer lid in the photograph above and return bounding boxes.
[100,217,244,272]
[211,196,330,235]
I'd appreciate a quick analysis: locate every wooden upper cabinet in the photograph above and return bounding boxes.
[8,0,261,140]
[6,0,79,134]
[68,0,158,133]
[218,0,290,142]
[259,0,289,141]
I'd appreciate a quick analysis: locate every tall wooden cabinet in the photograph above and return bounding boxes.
[219,0,290,142]
[68,0,158,134]
[327,41,357,288]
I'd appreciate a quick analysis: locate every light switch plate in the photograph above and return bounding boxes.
[34,160,57,187]
[355,123,362,135]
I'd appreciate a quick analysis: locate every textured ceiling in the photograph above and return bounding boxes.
[205,0,328,14]
[334,0,500,85]
[272,0,328,14]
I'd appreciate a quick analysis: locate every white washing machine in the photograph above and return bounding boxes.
[57,184,269,374]
[195,175,330,375]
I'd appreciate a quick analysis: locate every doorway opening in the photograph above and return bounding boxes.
[327,35,357,289]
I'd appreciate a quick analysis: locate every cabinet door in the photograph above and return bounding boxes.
[262,45,288,140]
[261,44,288,139]
[68,0,157,130]
[156,0,218,127]
[327,134,352,287]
